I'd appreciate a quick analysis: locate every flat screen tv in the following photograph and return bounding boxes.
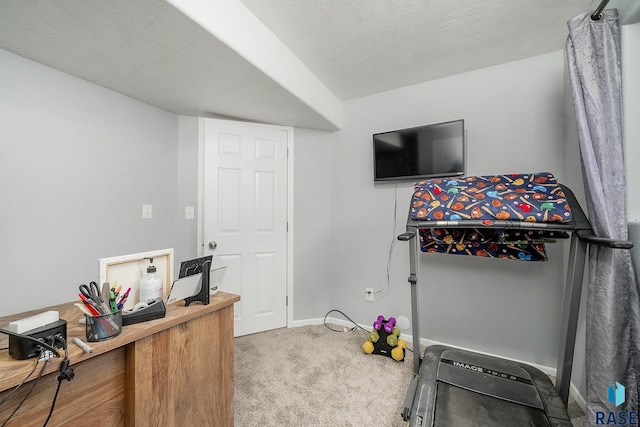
[373,119,465,182]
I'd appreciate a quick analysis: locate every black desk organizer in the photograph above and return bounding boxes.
[179,255,213,306]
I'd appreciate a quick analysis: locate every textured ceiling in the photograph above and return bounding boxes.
[238,0,592,100]
[1,0,634,130]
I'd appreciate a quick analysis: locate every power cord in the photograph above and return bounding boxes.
[372,181,399,301]
[0,334,73,427]
[323,310,370,333]
[43,336,73,427]
[0,353,41,409]
[1,351,50,427]
[323,309,413,353]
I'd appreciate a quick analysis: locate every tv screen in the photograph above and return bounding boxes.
[373,119,465,182]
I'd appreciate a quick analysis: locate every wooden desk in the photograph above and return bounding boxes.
[0,292,239,426]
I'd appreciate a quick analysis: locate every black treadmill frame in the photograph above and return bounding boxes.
[398,183,632,421]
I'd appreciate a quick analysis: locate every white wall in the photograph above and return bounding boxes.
[176,115,201,262]
[0,48,180,316]
[292,51,575,368]
[291,128,334,321]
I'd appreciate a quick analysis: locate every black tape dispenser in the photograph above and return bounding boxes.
[122,299,166,326]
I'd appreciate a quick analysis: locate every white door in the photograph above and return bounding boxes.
[202,118,288,337]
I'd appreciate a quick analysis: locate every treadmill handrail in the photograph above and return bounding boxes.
[575,230,633,249]
[398,231,416,241]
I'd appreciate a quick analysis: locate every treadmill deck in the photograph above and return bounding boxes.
[405,345,573,426]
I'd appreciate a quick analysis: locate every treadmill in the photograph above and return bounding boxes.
[398,184,632,426]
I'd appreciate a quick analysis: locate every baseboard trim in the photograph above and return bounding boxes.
[570,382,587,412]
[290,317,327,328]
[291,315,586,410]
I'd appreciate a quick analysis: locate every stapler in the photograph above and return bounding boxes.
[122,299,166,326]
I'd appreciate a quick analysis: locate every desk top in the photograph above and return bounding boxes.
[0,292,240,392]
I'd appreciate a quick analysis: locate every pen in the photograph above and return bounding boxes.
[72,337,94,354]
[117,287,131,310]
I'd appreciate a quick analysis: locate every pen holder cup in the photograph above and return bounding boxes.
[85,310,122,342]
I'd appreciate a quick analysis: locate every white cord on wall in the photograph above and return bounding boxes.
[374,181,399,301]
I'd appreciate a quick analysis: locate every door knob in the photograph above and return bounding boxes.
[208,241,218,250]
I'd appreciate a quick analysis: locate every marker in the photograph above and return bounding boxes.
[72,337,94,354]
[109,290,118,313]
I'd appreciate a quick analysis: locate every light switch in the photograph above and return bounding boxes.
[185,206,195,220]
[142,204,152,219]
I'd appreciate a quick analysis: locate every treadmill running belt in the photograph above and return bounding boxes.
[434,383,551,426]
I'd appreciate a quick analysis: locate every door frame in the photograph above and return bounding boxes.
[195,118,294,329]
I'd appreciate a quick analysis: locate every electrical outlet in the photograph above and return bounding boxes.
[365,288,374,302]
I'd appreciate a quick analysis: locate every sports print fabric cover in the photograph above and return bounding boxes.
[411,172,572,261]
[419,228,568,261]
[411,172,572,223]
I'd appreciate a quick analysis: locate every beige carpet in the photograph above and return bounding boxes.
[234,324,586,426]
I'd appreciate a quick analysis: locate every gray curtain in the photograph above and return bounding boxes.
[567,9,640,421]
